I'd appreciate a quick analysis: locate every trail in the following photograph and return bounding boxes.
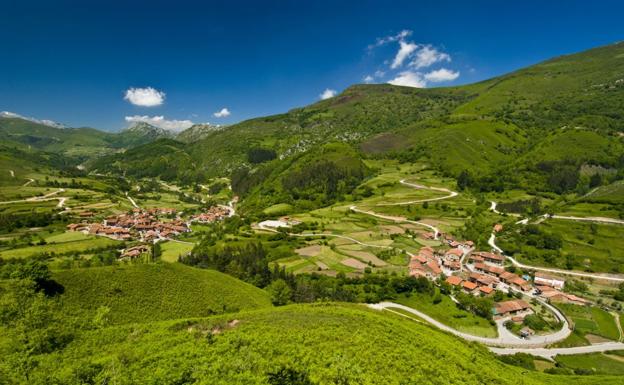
[376,179,458,206]
[613,312,623,342]
[23,178,35,186]
[9,170,14,178]
[0,188,65,205]
[125,192,139,209]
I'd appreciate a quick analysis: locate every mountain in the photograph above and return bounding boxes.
[176,123,222,143]
[1,111,66,129]
[0,116,175,165]
[89,42,624,209]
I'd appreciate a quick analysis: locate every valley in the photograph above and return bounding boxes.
[2,41,624,384]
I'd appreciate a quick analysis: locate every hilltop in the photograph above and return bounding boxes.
[52,262,272,324]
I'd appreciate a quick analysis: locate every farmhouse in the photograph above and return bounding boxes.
[473,251,504,265]
[462,280,478,292]
[474,263,505,276]
[534,272,565,289]
[446,275,463,286]
[493,299,531,317]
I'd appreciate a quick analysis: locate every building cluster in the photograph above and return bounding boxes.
[189,205,232,223]
[67,207,192,243]
[120,244,151,260]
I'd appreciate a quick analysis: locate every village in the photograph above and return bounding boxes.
[408,225,590,338]
[66,204,233,259]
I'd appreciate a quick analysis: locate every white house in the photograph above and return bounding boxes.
[534,272,565,289]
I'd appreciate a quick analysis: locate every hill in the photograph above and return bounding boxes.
[87,42,624,199]
[7,303,620,384]
[52,262,272,324]
[0,116,173,162]
[176,123,222,143]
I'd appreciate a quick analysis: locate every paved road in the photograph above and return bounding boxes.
[489,232,624,283]
[490,342,624,359]
[369,302,570,348]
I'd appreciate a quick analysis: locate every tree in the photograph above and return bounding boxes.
[10,260,50,289]
[268,279,292,306]
[457,170,472,191]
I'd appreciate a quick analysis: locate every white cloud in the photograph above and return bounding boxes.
[124,87,165,107]
[363,75,374,83]
[319,88,337,100]
[125,115,194,132]
[369,29,413,50]
[213,108,231,118]
[374,70,385,78]
[391,40,418,69]
[410,45,451,69]
[387,71,426,88]
[424,68,460,82]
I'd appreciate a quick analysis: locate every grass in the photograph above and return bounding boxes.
[0,236,120,259]
[52,262,272,325]
[160,241,194,262]
[4,303,621,384]
[556,353,624,375]
[394,291,497,337]
[559,304,620,341]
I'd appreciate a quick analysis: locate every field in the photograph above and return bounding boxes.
[4,303,621,385]
[159,241,194,262]
[0,234,121,259]
[53,263,272,324]
[395,291,497,337]
[556,353,624,375]
[558,304,620,341]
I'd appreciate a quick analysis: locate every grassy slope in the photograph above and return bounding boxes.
[13,304,621,385]
[53,263,272,324]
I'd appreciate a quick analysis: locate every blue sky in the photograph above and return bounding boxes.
[1,0,623,131]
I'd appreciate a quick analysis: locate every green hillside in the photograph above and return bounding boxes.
[86,43,624,202]
[6,303,620,384]
[53,263,272,324]
[0,116,170,161]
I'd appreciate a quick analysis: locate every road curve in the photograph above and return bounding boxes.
[369,301,570,348]
[376,180,458,206]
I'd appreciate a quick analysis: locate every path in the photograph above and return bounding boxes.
[350,205,441,239]
[614,312,623,342]
[9,170,14,178]
[0,188,66,206]
[490,201,624,226]
[23,178,34,187]
[125,192,139,209]
[488,232,624,283]
[376,180,458,206]
[369,301,570,348]
[488,202,624,282]
[490,342,624,359]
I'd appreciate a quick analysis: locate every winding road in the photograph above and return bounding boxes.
[489,201,624,282]
[369,301,570,348]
